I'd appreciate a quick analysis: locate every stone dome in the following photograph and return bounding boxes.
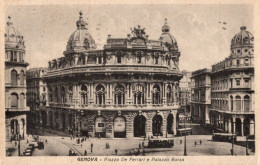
[66,12,96,52]
[231,26,254,49]
[159,18,178,49]
[5,16,25,50]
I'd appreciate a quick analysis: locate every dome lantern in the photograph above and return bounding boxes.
[65,12,96,53]
[159,18,178,50]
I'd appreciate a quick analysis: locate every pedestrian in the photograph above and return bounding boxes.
[91,143,93,153]
[142,142,144,147]
[15,141,17,146]
[84,150,87,156]
[195,141,197,146]
[69,149,72,156]
[115,149,118,155]
[137,149,140,155]
[139,143,141,149]
[200,140,202,145]
[180,139,182,144]
[46,139,48,143]
[143,149,145,155]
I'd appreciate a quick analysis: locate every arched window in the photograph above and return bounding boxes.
[134,84,144,105]
[49,87,53,102]
[55,87,59,103]
[68,86,73,103]
[11,70,18,85]
[14,52,17,61]
[137,54,142,64]
[20,70,25,85]
[81,85,88,105]
[244,95,250,112]
[235,95,241,111]
[230,96,233,111]
[61,86,65,103]
[20,93,25,108]
[166,85,173,104]
[152,85,161,105]
[11,93,18,108]
[114,84,125,105]
[117,53,122,64]
[96,85,105,105]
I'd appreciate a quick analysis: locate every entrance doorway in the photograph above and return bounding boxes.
[134,115,146,137]
[152,115,163,136]
[114,116,126,138]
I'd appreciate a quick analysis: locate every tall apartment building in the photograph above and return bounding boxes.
[5,16,29,142]
[210,26,254,137]
[190,69,211,124]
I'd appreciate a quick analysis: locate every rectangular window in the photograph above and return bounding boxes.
[236,79,240,87]
[244,79,250,88]
[237,59,240,66]
[245,59,249,66]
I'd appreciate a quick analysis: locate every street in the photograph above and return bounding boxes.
[9,134,253,156]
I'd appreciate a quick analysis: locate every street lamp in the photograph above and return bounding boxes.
[246,135,249,155]
[184,107,187,156]
[17,123,21,156]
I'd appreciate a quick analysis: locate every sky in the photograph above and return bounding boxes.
[5,4,254,72]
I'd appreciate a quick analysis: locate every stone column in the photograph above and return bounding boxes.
[233,118,236,134]
[250,119,255,135]
[228,118,232,133]
[126,115,134,139]
[146,118,153,137]
[46,111,50,127]
[162,117,167,137]
[163,83,166,104]
[241,119,244,136]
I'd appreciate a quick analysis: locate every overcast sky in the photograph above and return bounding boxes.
[5,4,253,72]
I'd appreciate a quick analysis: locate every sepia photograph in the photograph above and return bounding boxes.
[1,1,258,164]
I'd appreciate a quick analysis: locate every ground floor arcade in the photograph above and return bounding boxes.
[5,112,27,142]
[30,108,178,138]
[209,110,255,137]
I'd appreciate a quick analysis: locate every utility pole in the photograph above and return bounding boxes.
[184,107,187,156]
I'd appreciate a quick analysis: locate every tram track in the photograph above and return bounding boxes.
[57,140,83,156]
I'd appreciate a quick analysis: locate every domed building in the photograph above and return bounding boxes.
[42,12,182,138]
[210,26,254,137]
[5,16,29,143]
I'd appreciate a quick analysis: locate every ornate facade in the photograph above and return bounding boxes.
[190,68,211,124]
[210,26,255,137]
[41,13,182,138]
[5,16,29,142]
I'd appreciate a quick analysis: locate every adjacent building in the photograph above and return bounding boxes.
[179,70,192,111]
[210,26,254,137]
[26,67,48,128]
[190,68,211,124]
[5,16,30,142]
[40,13,183,138]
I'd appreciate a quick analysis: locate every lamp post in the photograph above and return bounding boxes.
[17,123,21,156]
[184,107,187,156]
[246,135,249,155]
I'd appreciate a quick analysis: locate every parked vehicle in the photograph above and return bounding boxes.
[212,133,236,142]
[177,128,192,136]
[148,138,174,148]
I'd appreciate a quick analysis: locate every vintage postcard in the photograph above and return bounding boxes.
[0,0,259,165]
